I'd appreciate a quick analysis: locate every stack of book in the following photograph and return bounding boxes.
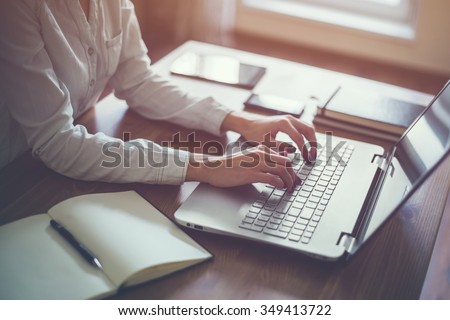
[313,87,426,142]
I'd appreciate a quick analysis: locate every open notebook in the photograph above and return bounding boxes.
[0,191,212,300]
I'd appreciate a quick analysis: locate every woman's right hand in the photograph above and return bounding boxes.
[186,145,298,191]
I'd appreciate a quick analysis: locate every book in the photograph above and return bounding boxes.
[0,191,212,300]
[315,87,426,136]
[313,115,399,142]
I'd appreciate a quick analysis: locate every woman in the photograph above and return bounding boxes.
[0,0,316,191]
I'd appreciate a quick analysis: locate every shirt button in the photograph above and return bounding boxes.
[89,79,95,86]
[88,47,94,55]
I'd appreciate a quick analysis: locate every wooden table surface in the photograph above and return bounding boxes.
[1,42,449,300]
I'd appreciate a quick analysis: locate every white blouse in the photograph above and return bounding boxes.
[0,0,231,184]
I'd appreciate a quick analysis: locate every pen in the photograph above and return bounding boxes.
[50,219,103,270]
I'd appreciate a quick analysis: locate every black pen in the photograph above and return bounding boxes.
[50,219,103,270]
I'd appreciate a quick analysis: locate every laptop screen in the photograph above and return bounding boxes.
[361,81,450,242]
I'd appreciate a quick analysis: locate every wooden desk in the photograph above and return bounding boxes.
[1,41,449,299]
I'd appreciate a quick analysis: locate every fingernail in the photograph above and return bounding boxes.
[286,146,296,153]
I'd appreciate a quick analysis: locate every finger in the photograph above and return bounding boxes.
[258,147,297,189]
[261,148,293,167]
[276,119,309,161]
[289,119,318,161]
[273,140,297,153]
[254,173,285,189]
[259,162,294,191]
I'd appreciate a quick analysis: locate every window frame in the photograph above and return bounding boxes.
[240,0,420,40]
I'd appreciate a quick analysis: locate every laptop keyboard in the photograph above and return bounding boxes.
[239,143,355,244]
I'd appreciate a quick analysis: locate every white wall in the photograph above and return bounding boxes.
[235,0,450,76]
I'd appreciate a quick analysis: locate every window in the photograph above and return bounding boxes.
[241,0,419,39]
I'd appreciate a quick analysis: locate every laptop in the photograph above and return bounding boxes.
[175,81,450,261]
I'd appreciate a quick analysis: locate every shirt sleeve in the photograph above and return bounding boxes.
[0,0,190,185]
[108,0,233,137]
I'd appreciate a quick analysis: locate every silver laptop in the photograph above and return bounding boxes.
[175,81,450,261]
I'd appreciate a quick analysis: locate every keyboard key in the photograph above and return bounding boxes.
[266,223,279,230]
[314,185,326,192]
[300,207,315,220]
[298,173,308,180]
[279,226,292,233]
[292,226,305,234]
[239,223,253,230]
[276,200,291,214]
[309,221,318,227]
[282,221,294,228]
[292,202,304,210]
[269,217,283,225]
[306,226,315,233]
[273,213,286,220]
[317,180,328,187]
[289,234,301,242]
[312,215,321,222]
[249,206,261,213]
[318,204,326,211]
[301,237,311,244]
[302,185,314,192]
[263,204,277,211]
[294,218,309,230]
[330,179,339,186]
[306,201,318,209]
[285,215,297,223]
[251,225,264,232]
[255,220,267,227]
[288,207,302,217]
[304,231,313,238]
[311,191,323,198]
[253,201,264,208]
[260,209,273,217]
[258,215,270,222]
[295,196,307,203]
[263,228,288,239]
[267,194,282,206]
[284,194,297,202]
[273,189,286,197]
[305,180,316,187]
[243,217,255,224]
[246,212,258,219]
[298,190,311,198]
[322,171,333,177]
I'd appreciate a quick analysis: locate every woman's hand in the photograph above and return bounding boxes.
[221,111,317,161]
[186,145,298,191]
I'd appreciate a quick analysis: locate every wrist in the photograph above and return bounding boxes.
[220,111,255,134]
[185,154,221,184]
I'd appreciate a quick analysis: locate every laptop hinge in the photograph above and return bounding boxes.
[337,233,357,254]
[372,154,388,171]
